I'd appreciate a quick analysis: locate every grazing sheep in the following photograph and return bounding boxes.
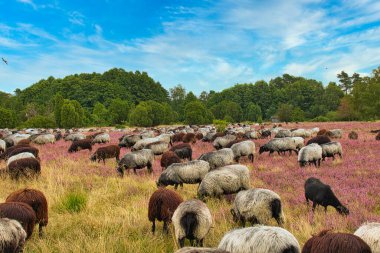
[0,144,31,161]
[275,129,292,138]
[326,129,343,139]
[218,226,300,253]
[198,148,234,170]
[6,189,48,237]
[317,129,328,136]
[354,222,380,253]
[32,134,55,144]
[0,139,6,154]
[298,144,322,167]
[172,132,186,143]
[64,133,86,141]
[5,134,31,147]
[231,141,255,162]
[310,127,320,136]
[157,160,210,189]
[118,134,142,148]
[91,133,110,144]
[225,140,242,149]
[0,202,36,239]
[245,131,260,139]
[116,149,154,176]
[172,199,212,248]
[145,141,168,155]
[0,218,27,253]
[7,146,39,160]
[291,129,311,138]
[259,129,271,139]
[320,142,343,161]
[183,133,197,144]
[68,139,93,153]
[231,188,284,227]
[7,152,36,167]
[213,135,237,150]
[198,165,250,200]
[211,132,226,142]
[302,230,371,253]
[195,133,203,140]
[259,138,300,156]
[90,145,120,164]
[175,247,230,253]
[349,131,359,140]
[7,158,41,180]
[54,132,62,141]
[304,177,349,215]
[132,137,162,151]
[306,135,331,145]
[148,188,183,234]
[160,151,181,170]
[170,143,193,161]
[202,132,217,142]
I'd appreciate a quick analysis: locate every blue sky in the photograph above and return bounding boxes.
[1,0,380,94]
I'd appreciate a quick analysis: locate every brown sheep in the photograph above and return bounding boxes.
[376,132,380,140]
[211,132,225,141]
[68,139,92,153]
[172,132,186,143]
[302,230,371,253]
[90,145,120,164]
[6,189,48,237]
[87,132,103,140]
[161,151,181,170]
[306,135,331,145]
[148,188,183,234]
[7,146,39,160]
[317,129,328,136]
[0,144,31,161]
[170,143,192,160]
[195,133,203,140]
[0,202,36,239]
[7,158,41,180]
[349,131,358,140]
[17,139,31,146]
[183,133,196,144]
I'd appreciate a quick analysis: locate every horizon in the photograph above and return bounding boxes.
[1,0,380,94]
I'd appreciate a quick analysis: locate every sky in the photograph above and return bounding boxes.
[1,0,380,94]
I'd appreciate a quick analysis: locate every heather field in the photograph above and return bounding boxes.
[1,121,380,253]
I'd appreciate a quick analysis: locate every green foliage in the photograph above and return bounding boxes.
[211,100,243,122]
[108,98,133,124]
[276,104,305,122]
[21,115,56,128]
[245,103,262,122]
[60,100,85,128]
[184,101,213,125]
[129,104,152,127]
[310,116,330,122]
[57,190,88,213]
[0,107,16,128]
[213,119,228,133]
[92,102,109,126]
[53,93,64,127]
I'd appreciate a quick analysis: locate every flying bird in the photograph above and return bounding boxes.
[2,57,8,65]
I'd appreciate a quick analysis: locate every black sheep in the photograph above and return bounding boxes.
[68,139,92,153]
[170,143,192,161]
[304,177,349,215]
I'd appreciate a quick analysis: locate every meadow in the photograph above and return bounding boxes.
[1,121,380,253]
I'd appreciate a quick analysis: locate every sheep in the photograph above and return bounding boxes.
[157,160,210,189]
[195,133,203,140]
[376,132,380,140]
[90,145,120,164]
[218,226,300,253]
[244,130,260,139]
[317,129,328,136]
[298,143,322,167]
[202,132,217,142]
[68,139,93,153]
[0,218,27,253]
[91,133,110,144]
[183,133,197,144]
[197,165,250,200]
[145,141,168,155]
[160,151,181,170]
[213,135,237,150]
[0,202,36,239]
[326,129,343,139]
[5,134,31,147]
[275,129,292,138]
[64,133,86,141]
[116,149,154,176]
[6,158,41,180]
[302,230,371,253]
[132,137,162,151]
[7,152,36,167]
[354,222,380,253]
[0,144,31,161]
[7,146,39,160]
[175,247,230,253]
[32,134,55,144]
[118,134,142,148]
[349,131,359,140]
[0,139,6,154]
[259,138,300,156]
[6,189,48,237]
[320,142,343,161]
[259,129,271,139]
[170,143,193,161]
[310,127,320,136]
[54,132,62,141]
[198,148,234,170]
[172,199,212,248]
[231,141,255,162]
[231,188,284,227]
[304,177,349,215]
[306,135,331,145]
[148,188,183,234]
[172,132,186,143]
[291,129,311,138]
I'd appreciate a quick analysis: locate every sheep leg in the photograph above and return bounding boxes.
[324,206,327,213]
[339,153,342,159]
[332,154,335,161]
[174,184,178,190]
[180,183,184,189]
[198,239,204,247]
[39,224,44,237]
[179,238,185,248]
[163,221,168,234]
[133,168,137,174]
[312,202,317,212]
[249,154,254,162]
[234,157,239,163]
[151,220,156,234]
[103,158,106,165]
[317,159,321,167]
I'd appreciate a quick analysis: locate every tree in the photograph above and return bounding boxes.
[92,102,109,125]
[245,103,262,122]
[170,84,187,121]
[21,115,56,128]
[337,71,360,95]
[0,107,16,128]
[129,104,152,127]
[336,95,358,121]
[210,100,243,122]
[53,93,64,127]
[276,104,294,122]
[184,101,213,125]
[60,102,79,128]
[108,98,133,124]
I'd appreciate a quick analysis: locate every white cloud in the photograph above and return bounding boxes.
[17,0,37,9]
[68,11,85,26]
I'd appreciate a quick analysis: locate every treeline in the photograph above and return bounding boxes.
[0,66,379,128]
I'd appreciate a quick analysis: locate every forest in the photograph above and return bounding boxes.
[0,66,379,128]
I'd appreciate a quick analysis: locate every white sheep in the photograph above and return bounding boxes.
[132,134,171,151]
[33,134,55,144]
[0,218,27,253]
[0,139,6,153]
[198,148,234,170]
[116,149,154,176]
[213,135,237,150]
[7,152,36,167]
[231,188,284,227]
[172,199,213,248]
[231,141,255,162]
[320,141,343,160]
[298,143,322,167]
[218,226,300,253]
[64,133,86,141]
[146,141,169,155]
[328,129,343,139]
[259,137,301,156]
[291,129,311,138]
[91,133,110,144]
[354,222,380,253]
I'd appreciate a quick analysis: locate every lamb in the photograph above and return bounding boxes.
[90,145,120,164]
[218,226,300,253]
[6,189,48,237]
[118,134,142,148]
[259,138,300,156]
[7,146,39,160]
[326,129,343,139]
[354,222,380,253]
[170,143,193,161]
[68,139,93,153]
[91,133,110,144]
[298,143,322,167]
[0,218,27,253]
[198,148,234,170]
[302,230,371,253]
[7,152,36,167]
[157,160,210,189]
[198,165,250,200]
[306,135,331,145]
[7,158,41,180]
[213,135,237,150]
[175,248,230,253]
[0,202,36,239]
[304,177,349,215]
[231,140,255,162]
[349,131,359,140]
[64,133,86,141]
[160,151,181,170]
[0,139,6,154]
[116,149,154,176]
[172,199,212,248]
[145,141,168,155]
[148,188,183,234]
[320,142,343,160]
[32,134,55,144]
[183,133,197,144]
[231,188,284,227]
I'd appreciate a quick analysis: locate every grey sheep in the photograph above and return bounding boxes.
[218,226,300,253]
[327,129,343,138]
[298,143,322,167]
[118,134,142,148]
[275,129,292,138]
[145,141,169,155]
[116,149,154,176]
[354,222,380,253]
[231,188,284,227]
[64,133,86,141]
[213,135,237,150]
[0,218,27,253]
[231,141,255,162]
[259,137,302,156]
[172,199,213,248]
[320,141,343,161]
[291,129,311,138]
[198,148,234,170]
[157,160,210,189]
[198,165,250,200]
[91,133,110,144]
[32,134,55,144]
[244,131,259,139]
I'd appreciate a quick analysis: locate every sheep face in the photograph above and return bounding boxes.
[230,209,240,223]
[337,205,350,215]
[259,145,268,154]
